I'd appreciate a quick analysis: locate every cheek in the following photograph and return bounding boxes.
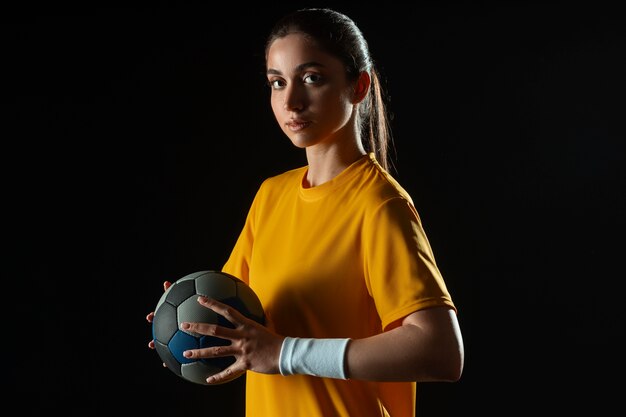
[319,88,350,112]
[321,93,353,124]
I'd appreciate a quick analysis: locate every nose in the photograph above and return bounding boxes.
[283,83,305,111]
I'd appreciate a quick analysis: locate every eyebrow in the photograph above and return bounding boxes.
[266,61,326,76]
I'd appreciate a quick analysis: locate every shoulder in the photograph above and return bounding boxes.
[362,154,414,206]
[353,155,425,227]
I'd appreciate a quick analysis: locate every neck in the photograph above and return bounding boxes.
[303,143,366,188]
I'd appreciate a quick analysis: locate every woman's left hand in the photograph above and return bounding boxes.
[180,296,284,384]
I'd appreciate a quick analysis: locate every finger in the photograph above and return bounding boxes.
[197,296,246,326]
[206,365,246,385]
[163,281,172,291]
[148,340,155,349]
[146,312,155,322]
[180,321,237,340]
[182,344,238,360]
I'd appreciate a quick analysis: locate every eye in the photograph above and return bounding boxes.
[303,73,323,84]
[268,78,285,89]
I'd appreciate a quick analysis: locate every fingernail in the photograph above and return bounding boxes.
[197,296,208,303]
[180,322,190,330]
[183,350,192,358]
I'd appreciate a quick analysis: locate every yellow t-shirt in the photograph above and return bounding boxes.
[222,153,455,417]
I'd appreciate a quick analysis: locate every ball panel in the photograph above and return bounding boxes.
[176,297,219,336]
[169,330,200,364]
[194,271,238,300]
[181,361,223,385]
[179,271,211,282]
[154,289,169,315]
[152,302,178,344]
[217,296,246,328]
[154,340,182,377]
[199,335,235,370]
[236,281,265,323]
[165,279,196,307]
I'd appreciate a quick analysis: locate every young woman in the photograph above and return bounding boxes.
[148,8,463,417]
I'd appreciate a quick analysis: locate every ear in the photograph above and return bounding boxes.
[352,71,371,104]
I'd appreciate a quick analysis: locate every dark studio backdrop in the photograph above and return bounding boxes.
[5,2,624,415]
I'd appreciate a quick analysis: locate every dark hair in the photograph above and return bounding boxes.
[265,8,394,172]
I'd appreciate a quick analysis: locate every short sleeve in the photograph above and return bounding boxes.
[363,197,455,330]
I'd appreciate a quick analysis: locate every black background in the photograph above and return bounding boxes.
[5,2,625,415]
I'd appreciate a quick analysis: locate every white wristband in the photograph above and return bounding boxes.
[279,337,350,379]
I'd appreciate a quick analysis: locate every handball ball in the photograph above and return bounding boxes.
[151,270,265,385]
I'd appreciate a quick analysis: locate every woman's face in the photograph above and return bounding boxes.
[266,33,356,149]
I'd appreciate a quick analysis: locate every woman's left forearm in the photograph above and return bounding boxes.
[344,306,464,382]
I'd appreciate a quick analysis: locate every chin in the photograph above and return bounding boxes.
[284,132,315,149]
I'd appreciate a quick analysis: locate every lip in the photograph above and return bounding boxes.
[286,119,312,132]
